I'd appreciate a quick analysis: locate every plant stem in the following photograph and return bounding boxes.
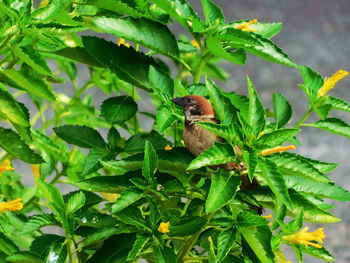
[293,105,313,128]
[193,52,213,84]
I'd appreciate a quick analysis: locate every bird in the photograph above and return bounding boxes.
[172,95,262,212]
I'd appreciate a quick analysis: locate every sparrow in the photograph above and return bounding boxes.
[172,95,261,211]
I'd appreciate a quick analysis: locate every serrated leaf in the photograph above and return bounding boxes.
[149,65,174,100]
[299,65,323,100]
[169,216,207,237]
[127,234,150,261]
[83,227,120,246]
[267,152,331,182]
[247,75,266,136]
[237,211,269,228]
[216,227,237,263]
[326,96,350,112]
[54,125,106,149]
[20,214,55,235]
[52,47,103,67]
[187,142,235,170]
[66,191,85,215]
[258,158,292,208]
[242,150,258,182]
[31,0,62,21]
[153,245,176,263]
[100,96,138,124]
[142,140,158,181]
[111,187,144,214]
[285,176,350,201]
[6,252,43,263]
[312,117,350,138]
[83,36,158,90]
[45,242,67,263]
[70,176,131,193]
[30,234,64,256]
[125,130,170,152]
[36,180,64,216]
[197,122,241,143]
[257,129,300,147]
[1,68,55,101]
[206,78,238,125]
[206,37,246,65]
[115,206,150,231]
[223,92,249,120]
[206,169,241,213]
[87,0,146,19]
[0,89,29,126]
[83,147,111,175]
[156,105,177,133]
[201,0,225,25]
[91,16,179,59]
[107,127,121,149]
[273,92,292,128]
[248,22,282,39]
[297,244,335,262]
[0,128,43,164]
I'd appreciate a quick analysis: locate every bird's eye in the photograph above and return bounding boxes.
[186,98,193,103]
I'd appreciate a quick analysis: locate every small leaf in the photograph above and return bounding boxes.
[6,252,43,263]
[54,125,106,148]
[107,127,121,149]
[21,214,55,235]
[142,140,158,181]
[242,150,258,182]
[257,129,300,147]
[248,22,282,39]
[206,169,241,213]
[83,147,111,175]
[115,207,151,231]
[100,96,138,124]
[0,128,44,164]
[0,89,30,126]
[312,117,350,138]
[216,227,237,263]
[69,176,131,193]
[83,227,121,246]
[297,245,335,262]
[201,0,225,25]
[169,216,207,237]
[36,180,65,215]
[299,65,323,100]
[125,130,170,152]
[273,92,292,128]
[156,105,177,133]
[149,65,174,100]
[237,211,269,228]
[326,96,350,112]
[66,191,86,215]
[111,187,144,214]
[197,122,241,143]
[206,37,246,65]
[127,234,150,261]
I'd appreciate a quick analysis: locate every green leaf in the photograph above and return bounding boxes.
[153,245,176,263]
[247,22,282,39]
[115,207,151,231]
[0,128,44,164]
[0,89,30,126]
[66,191,85,215]
[31,0,62,21]
[312,117,350,138]
[90,16,179,59]
[112,187,144,214]
[12,45,52,76]
[223,92,249,120]
[142,140,158,181]
[1,69,55,101]
[20,214,55,235]
[206,37,246,65]
[83,227,120,246]
[285,176,350,201]
[216,227,237,263]
[256,129,300,147]
[299,65,323,100]
[187,142,236,170]
[200,0,225,25]
[107,127,121,149]
[247,75,266,136]
[197,122,241,143]
[36,180,64,216]
[45,242,67,263]
[267,152,332,182]
[169,216,207,237]
[100,154,143,175]
[53,125,106,149]
[289,154,338,174]
[100,96,138,124]
[237,211,269,228]
[242,150,258,182]
[156,105,177,133]
[127,234,150,261]
[30,234,64,257]
[125,130,170,152]
[70,176,131,193]
[258,158,292,208]
[240,226,274,263]
[326,96,350,112]
[86,0,145,18]
[273,92,292,128]
[149,65,174,100]
[83,147,111,175]
[6,252,44,263]
[206,169,241,213]
[52,47,103,67]
[83,36,158,90]
[297,245,335,262]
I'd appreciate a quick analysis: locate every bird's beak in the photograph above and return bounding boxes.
[171,97,186,107]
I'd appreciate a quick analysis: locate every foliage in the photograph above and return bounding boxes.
[0,0,349,262]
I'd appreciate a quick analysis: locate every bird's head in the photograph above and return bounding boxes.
[171,95,215,121]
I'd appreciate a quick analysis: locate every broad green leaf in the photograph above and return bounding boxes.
[6,252,43,263]
[216,227,237,263]
[0,232,19,256]
[36,180,64,215]
[258,158,292,208]
[206,169,241,213]
[156,105,177,133]
[273,93,292,128]
[240,226,274,263]
[70,176,131,193]
[53,47,103,67]
[248,22,282,39]
[197,122,241,143]
[115,207,151,231]
[247,75,266,136]
[100,96,138,124]
[169,216,207,237]
[237,211,269,228]
[107,127,121,150]
[83,227,121,246]
[223,92,249,120]
[299,65,323,100]
[83,36,158,90]
[0,89,30,126]
[111,187,144,213]
[187,142,236,170]
[153,245,176,263]
[242,150,258,182]
[200,0,225,25]
[1,69,55,101]
[326,96,350,112]
[206,37,246,65]
[90,17,179,59]
[66,191,86,215]
[186,83,208,96]
[127,234,150,261]
[297,245,335,262]
[149,65,174,100]
[125,130,170,152]
[285,176,350,201]
[101,154,143,175]
[257,129,300,147]
[0,128,44,164]
[12,45,52,75]
[83,147,111,175]
[206,78,238,125]
[142,140,158,181]
[30,234,64,257]
[290,154,338,174]
[267,152,332,182]
[45,242,67,263]
[312,117,350,138]
[54,125,106,148]
[20,214,55,235]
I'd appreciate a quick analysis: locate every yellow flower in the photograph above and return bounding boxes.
[0,159,14,174]
[190,39,200,49]
[235,19,258,32]
[31,164,40,179]
[317,69,349,97]
[259,145,296,156]
[0,198,23,213]
[262,214,272,219]
[165,145,172,151]
[117,38,130,48]
[100,192,120,202]
[158,221,170,234]
[283,227,326,248]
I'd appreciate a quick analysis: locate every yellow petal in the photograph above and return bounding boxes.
[117,38,130,48]
[190,39,200,49]
[0,198,23,213]
[158,221,170,234]
[259,145,296,156]
[235,19,258,32]
[317,69,349,97]
[165,145,172,151]
[0,159,14,174]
